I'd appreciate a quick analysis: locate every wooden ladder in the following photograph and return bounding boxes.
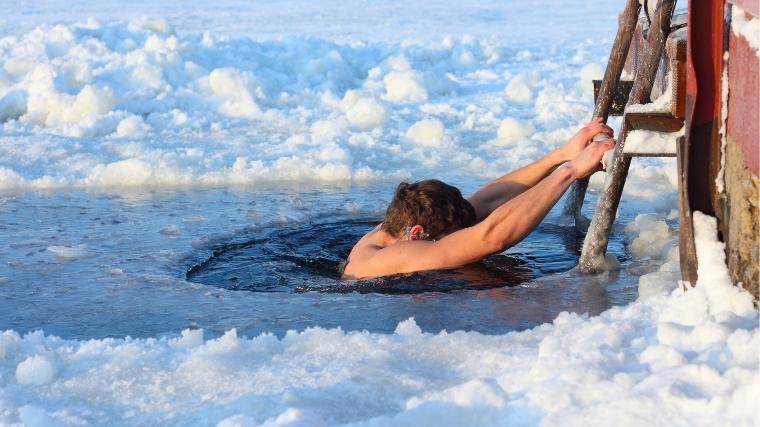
[563,0,685,272]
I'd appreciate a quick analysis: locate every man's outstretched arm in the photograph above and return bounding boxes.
[356,137,616,277]
[467,118,613,221]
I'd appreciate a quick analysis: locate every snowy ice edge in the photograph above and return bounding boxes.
[0,211,757,426]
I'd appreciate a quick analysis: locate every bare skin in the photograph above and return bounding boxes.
[342,119,615,279]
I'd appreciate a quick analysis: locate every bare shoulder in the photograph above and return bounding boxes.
[342,228,451,279]
[343,225,429,278]
[343,221,500,279]
[342,226,389,278]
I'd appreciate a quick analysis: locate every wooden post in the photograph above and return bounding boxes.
[677,135,698,284]
[578,0,677,273]
[563,0,641,223]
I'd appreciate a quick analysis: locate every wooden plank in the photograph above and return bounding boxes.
[625,152,676,157]
[626,112,683,132]
[667,35,687,119]
[677,135,698,284]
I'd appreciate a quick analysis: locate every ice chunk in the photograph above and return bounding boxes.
[504,74,533,104]
[625,213,674,259]
[115,115,151,137]
[310,119,346,141]
[216,414,257,427]
[394,317,422,336]
[86,158,153,187]
[637,271,679,301]
[160,224,182,237]
[19,405,57,427]
[0,167,23,190]
[384,70,428,102]
[405,119,446,147]
[492,117,534,145]
[346,98,388,130]
[208,68,263,118]
[0,90,27,122]
[16,355,57,385]
[47,244,88,260]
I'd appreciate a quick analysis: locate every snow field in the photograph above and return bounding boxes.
[1,2,757,426]
[1,18,622,190]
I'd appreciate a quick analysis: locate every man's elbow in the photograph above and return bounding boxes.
[481,235,507,256]
[476,220,512,255]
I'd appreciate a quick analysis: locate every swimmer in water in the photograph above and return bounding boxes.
[342,118,615,279]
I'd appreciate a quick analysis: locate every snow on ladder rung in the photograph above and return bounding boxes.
[623,127,683,157]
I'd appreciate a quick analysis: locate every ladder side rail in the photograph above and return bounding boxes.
[563,0,642,222]
[578,0,678,273]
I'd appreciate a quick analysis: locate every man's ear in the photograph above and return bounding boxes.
[410,224,425,236]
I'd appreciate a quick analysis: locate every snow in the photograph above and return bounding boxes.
[732,4,760,53]
[625,213,681,301]
[504,74,535,104]
[623,127,683,155]
[492,117,534,146]
[0,16,612,189]
[691,212,755,315]
[383,69,428,103]
[716,52,730,194]
[346,98,388,130]
[625,213,676,259]
[15,355,57,386]
[626,74,673,114]
[405,118,447,148]
[1,0,758,425]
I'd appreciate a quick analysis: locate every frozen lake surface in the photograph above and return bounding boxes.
[0,1,756,426]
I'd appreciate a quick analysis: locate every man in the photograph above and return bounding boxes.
[342,118,615,279]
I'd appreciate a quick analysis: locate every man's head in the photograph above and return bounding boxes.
[381,179,477,240]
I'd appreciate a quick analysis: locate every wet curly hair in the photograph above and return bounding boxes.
[381,179,477,240]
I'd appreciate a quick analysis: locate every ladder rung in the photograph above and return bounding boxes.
[624,152,677,157]
[625,112,683,132]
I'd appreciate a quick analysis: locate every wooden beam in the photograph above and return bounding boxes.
[677,135,698,284]
[626,112,684,132]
